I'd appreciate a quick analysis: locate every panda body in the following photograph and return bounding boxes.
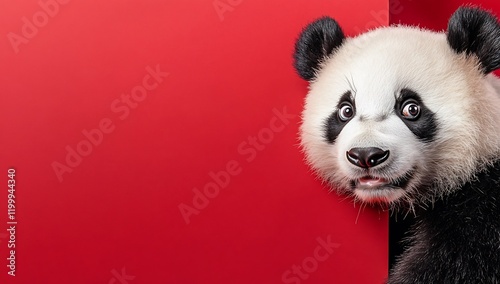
[294,7,500,283]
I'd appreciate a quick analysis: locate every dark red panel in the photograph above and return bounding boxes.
[391,0,500,30]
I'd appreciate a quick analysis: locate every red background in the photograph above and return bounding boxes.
[391,0,500,30]
[0,1,499,283]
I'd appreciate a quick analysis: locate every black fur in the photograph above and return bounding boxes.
[293,17,345,80]
[447,6,500,74]
[389,160,500,283]
[395,89,438,142]
[389,213,415,272]
[324,91,354,143]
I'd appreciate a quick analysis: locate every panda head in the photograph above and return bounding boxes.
[294,7,500,207]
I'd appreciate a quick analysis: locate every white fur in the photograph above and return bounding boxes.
[301,26,500,207]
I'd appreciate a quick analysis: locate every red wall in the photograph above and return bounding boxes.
[3,1,499,283]
[391,0,500,30]
[0,1,389,283]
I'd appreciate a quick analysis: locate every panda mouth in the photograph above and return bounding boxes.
[357,176,389,189]
[349,172,414,203]
[351,171,414,191]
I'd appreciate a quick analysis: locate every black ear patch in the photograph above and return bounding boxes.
[293,17,345,81]
[447,6,500,74]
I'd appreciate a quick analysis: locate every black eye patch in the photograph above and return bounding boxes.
[395,88,438,142]
[324,91,355,144]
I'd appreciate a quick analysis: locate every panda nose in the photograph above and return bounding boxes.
[346,147,390,168]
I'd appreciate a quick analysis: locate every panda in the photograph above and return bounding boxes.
[293,6,500,283]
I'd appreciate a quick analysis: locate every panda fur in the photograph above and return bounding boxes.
[293,7,500,283]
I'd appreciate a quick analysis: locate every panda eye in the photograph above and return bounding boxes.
[401,100,420,120]
[338,103,354,122]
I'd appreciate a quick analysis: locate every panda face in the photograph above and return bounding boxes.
[296,14,500,206]
[302,29,446,204]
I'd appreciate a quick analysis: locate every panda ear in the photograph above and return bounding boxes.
[293,17,345,81]
[447,6,500,74]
